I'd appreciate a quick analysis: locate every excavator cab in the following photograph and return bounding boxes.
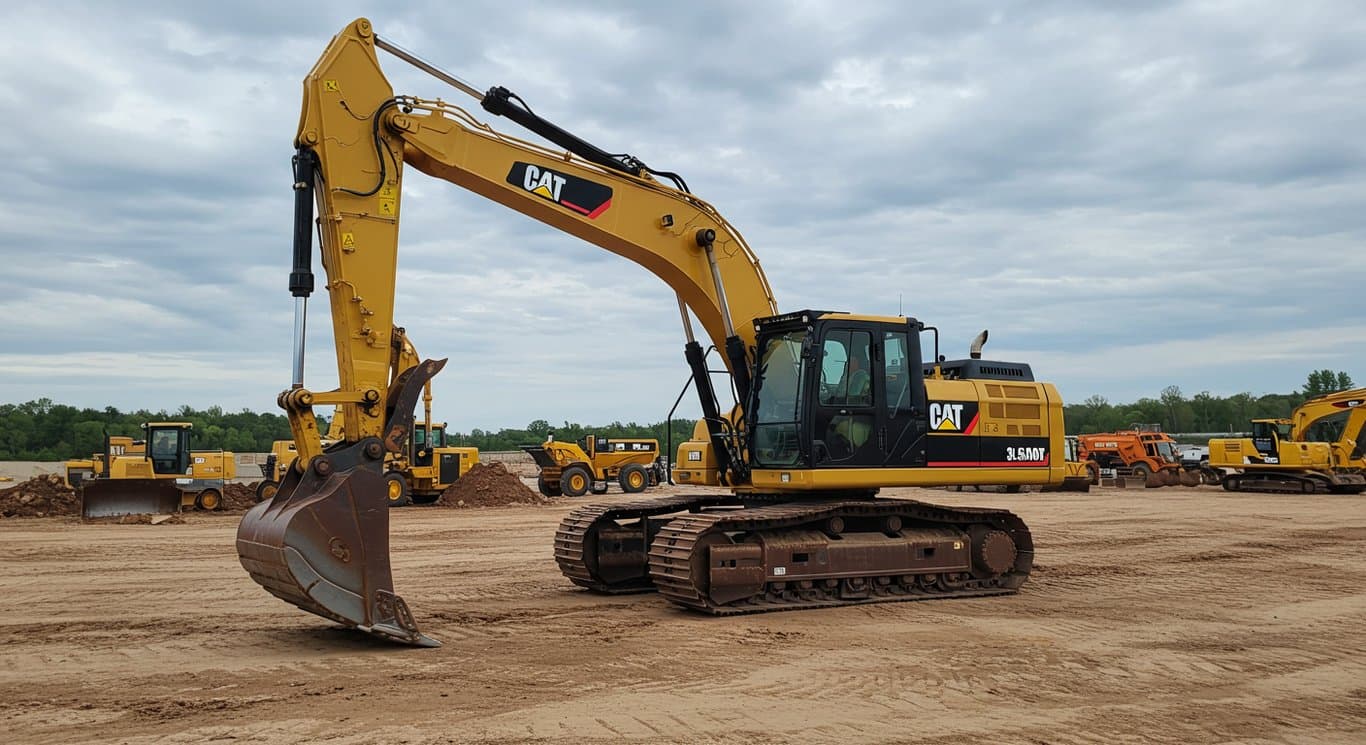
[750,312,931,470]
[1250,419,1292,459]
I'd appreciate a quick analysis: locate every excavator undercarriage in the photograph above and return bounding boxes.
[556,494,1032,613]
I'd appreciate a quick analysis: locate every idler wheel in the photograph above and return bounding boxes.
[973,529,1018,576]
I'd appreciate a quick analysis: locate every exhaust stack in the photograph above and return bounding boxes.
[969,330,989,360]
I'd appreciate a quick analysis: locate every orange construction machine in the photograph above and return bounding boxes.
[1078,424,1194,486]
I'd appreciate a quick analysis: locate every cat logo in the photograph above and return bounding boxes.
[521,164,566,202]
[930,403,964,431]
[506,162,613,219]
[929,402,980,434]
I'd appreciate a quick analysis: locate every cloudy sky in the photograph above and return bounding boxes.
[1,1,1362,429]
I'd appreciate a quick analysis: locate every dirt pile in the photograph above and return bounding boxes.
[0,474,80,518]
[223,483,260,512]
[435,462,544,508]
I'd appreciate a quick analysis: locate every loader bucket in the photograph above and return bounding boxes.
[519,445,557,469]
[81,479,184,518]
[235,437,438,647]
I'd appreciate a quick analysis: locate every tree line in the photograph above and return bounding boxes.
[1064,369,1355,436]
[1,369,1352,459]
[0,399,300,461]
[0,398,699,461]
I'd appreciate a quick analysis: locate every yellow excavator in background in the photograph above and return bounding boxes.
[1207,388,1366,494]
[237,19,1069,646]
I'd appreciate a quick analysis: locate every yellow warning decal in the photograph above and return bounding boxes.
[341,232,356,249]
[379,199,396,215]
[324,80,339,92]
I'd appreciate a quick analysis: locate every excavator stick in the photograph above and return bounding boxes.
[81,479,184,518]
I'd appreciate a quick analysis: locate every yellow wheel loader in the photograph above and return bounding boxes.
[258,417,477,506]
[80,423,236,517]
[522,434,665,497]
[385,420,480,505]
[237,19,1072,646]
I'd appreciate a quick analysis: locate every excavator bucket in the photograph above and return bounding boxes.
[237,358,446,647]
[81,479,184,518]
[235,439,438,647]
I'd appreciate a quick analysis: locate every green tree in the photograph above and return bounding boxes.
[1303,369,1355,397]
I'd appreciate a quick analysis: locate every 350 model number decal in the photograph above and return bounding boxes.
[1005,446,1047,462]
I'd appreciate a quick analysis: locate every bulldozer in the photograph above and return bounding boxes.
[522,433,665,497]
[237,19,1073,646]
[80,422,236,517]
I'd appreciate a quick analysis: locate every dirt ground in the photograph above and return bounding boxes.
[1,484,1363,744]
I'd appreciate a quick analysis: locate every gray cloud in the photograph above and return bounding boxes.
[1,1,1362,428]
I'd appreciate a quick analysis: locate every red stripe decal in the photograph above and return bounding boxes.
[585,198,612,219]
[963,412,980,435]
[559,199,591,215]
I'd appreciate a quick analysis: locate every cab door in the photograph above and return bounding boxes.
[811,327,880,466]
[877,329,927,467]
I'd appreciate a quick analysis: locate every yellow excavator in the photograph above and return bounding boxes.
[237,19,1069,646]
[1207,388,1366,493]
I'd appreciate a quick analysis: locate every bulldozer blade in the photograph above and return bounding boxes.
[81,479,184,518]
[236,436,439,648]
